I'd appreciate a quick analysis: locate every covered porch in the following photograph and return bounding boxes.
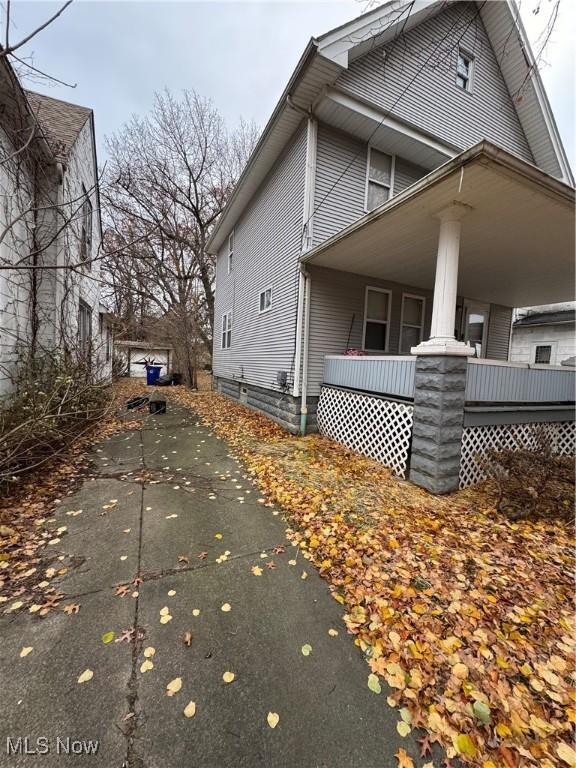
[300,142,575,491]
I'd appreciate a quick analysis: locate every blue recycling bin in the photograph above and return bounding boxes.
[146,365,162,386]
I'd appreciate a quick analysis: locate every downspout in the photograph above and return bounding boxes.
[293,113,317,435]
[300,267,312,436]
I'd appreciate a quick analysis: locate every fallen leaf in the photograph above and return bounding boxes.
[221,603,231,612]
[183,701,196,718]
[251,565,263,576]
[166,677,182,696]
[267,712,280,729]
[301,644,312,656]
[140,660,154,673]
[328,628,338,636]
[143,647,155,658]
[183,632,193,647]
[19,647,33,658]
[395,748,415,768]
[397,721,411,737]
[77,669,93,684]
[63,603,80,615]
[101,631,115,644]
[368,673,381,694]
[222,671,235,683]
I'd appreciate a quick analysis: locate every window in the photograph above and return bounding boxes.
[80,184,93,263]
[259,287,272,313]
[456,49,473,91]
[400,294,425,354]
[363,286,391,352]
[534,345,552,364]
[227,231,234,274]
[78,300,92,352]
[221,312,232,349]
[366,148,394,211]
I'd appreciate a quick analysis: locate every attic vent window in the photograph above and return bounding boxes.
[456,49,473,92]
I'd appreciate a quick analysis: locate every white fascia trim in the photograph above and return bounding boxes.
[504,0,574,186]
[325,87,458,160]
[317,0,438,68]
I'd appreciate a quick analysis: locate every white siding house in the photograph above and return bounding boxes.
[0,58,107,394]
[209,0,575,492]
[510,305,576,367]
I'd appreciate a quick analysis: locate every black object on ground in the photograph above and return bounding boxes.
[155,374,173,387]
[126,395,149,410]
[149,400,167,414]
[171,373,183,385]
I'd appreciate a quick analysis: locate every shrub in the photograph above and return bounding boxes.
[0,353,112,492]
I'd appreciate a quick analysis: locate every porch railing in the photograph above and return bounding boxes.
[323,355,416,400]
[465,359,575,403]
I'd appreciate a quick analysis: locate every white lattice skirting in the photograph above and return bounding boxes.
[459,421,576,488]
[317,386,413,477]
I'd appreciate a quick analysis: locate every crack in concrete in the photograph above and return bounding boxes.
[123,427,146,768]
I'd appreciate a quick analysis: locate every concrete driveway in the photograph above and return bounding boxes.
[0,400,419,768]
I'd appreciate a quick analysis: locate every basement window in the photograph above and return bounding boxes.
[456,49,474,92]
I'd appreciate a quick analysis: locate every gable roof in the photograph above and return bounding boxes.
[207,0,573,254]
[24,91,92,160]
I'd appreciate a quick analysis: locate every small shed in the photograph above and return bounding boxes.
[510,305,576,367]
[114,340,173,378]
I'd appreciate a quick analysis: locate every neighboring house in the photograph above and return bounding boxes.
[209,0,575,493]
[114,340,172,378]
[0,56,106,394]
[510,304,576,367]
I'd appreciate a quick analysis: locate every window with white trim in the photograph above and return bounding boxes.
[78,299,92,352]
[399,294,426,354]
[221,312,232,349]
[363,286,391,352]
[534,345,552,364]
[366,148,393,211]
[456,49,473,91]
[259,287,272,313]
[227,231,234,274]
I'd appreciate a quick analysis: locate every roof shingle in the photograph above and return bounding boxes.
[25,90,92,160]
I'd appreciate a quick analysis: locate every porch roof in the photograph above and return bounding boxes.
[301,142,575,308]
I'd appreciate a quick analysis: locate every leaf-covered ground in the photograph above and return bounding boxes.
[0,379,144,616]
[168,387,575,768]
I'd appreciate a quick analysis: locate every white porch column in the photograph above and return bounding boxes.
[412,204,473,357]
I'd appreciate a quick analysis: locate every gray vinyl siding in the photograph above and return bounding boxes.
[335,2,533,163]
[212,122,306,390]
[393,157,428,194]
[313,124,428,247]
[486,304,512,360]
[313,125,366,247]
[307,266,433,397]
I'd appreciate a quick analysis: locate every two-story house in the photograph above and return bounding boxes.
[209,0,575,493]
[0,56,111,394]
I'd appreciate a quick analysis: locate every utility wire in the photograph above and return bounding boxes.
[301,0,488,241]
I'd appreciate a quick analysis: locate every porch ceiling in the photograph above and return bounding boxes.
[302,142,575,308]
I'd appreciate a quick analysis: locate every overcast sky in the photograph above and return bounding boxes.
[5,0,575,170]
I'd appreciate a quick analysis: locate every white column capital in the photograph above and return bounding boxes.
[434,201,473,223]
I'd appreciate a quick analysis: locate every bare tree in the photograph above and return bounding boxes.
[102,89,258,386]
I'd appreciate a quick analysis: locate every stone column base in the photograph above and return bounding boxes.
[409,356,467,494]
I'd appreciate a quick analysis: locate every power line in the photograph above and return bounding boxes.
[302,0,488,241]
